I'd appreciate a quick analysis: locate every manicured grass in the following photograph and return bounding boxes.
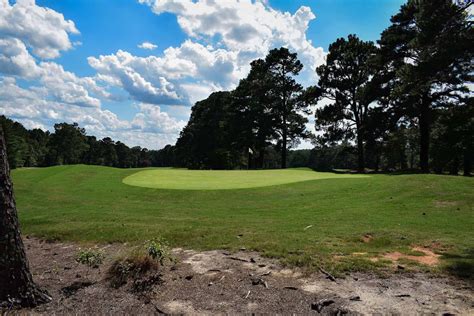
[12,165,474,277]
[122,168,369,190]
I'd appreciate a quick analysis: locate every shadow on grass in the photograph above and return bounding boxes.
[324,168,471,177]
[441,248,474,282]
[321,168,421,175]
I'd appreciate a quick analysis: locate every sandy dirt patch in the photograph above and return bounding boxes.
[3,238,473,315]
[383,246,441,266]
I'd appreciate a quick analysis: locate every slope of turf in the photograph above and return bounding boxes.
[12,165,474,277]
[122,168,369,190]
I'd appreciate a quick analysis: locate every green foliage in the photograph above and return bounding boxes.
[48,123,89,165]
[145,238,173,264]
[0,116,176,169]
[174,91,242,169]
[287,150,311,168]
[311,34,377,172]
[175,47,310,170]
[76,248,104,268]
[375,0,473,172]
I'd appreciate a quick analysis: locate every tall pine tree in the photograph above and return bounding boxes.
[377,0,473,172]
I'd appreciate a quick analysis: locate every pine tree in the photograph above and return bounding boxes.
[0,127,51,307]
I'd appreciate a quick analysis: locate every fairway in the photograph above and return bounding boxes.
[12,165,474,277]
[122,168,369,190]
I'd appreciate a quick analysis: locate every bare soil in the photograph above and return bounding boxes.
[4,238,474,315]
[382,247,441,266]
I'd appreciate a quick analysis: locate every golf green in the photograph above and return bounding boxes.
[122,168,369,190]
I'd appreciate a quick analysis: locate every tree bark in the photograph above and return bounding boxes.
[464,148,472,176]
[281,118,287,169]
[259,148,265,169]
[0,127,51,307]
[356,129,365,173]
[419,99,431,173]
[449,157,459,175]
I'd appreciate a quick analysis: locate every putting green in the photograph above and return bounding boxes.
[122,168,369,190]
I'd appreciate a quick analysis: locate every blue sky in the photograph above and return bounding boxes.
[1,0,405,149]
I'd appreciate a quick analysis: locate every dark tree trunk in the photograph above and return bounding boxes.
[419,100,431,173]
[449,157,459,175]
[0,128,50,307]
[464,148,472,176]
[374,153,380,172]
[281,126,287,169]
[356,127,365,173]
[248,150,252,170]
[259,148,265,169]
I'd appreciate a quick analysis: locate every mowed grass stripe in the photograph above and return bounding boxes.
[12,165,474,276]
[122,167,369,190]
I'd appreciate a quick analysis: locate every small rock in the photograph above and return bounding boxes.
[250,258,256,263]
[311,299,335,313]
[251,277,268,288]
[185,275,193,281]
[208,282,213,286]
[397,265,405,270]
[349,296,361,301]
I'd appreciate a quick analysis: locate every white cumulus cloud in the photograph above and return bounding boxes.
[0,0,79,59]
[138,41,158,50]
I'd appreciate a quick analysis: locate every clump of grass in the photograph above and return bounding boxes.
[107,238,173,290]
[76,248,104,268]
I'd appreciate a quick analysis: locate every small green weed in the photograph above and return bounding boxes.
[76,248,104,268]
[145,238,174,264]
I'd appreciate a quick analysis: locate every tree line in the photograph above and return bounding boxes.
[0,116,176,169]
[174,47,311,169]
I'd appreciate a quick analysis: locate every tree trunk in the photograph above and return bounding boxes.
[281,122,287,169]
[419,100,431,173]
[374,153,380,172]
[449,157,459,175]
[259,147,265,169]
[464,148,472,176]
[248,150,252,170]
[0,127,51,307]
[356,128,365,173]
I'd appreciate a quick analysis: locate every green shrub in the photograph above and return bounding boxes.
[145,238,173,265]
[76,248,104,268]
